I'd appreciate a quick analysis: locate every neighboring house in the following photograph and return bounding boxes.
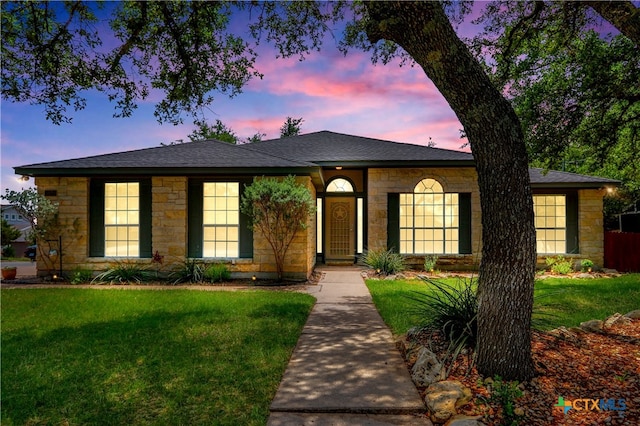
[14,131,618,278]
[1,204,32,256]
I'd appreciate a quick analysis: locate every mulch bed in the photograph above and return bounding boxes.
[407,320,640,425]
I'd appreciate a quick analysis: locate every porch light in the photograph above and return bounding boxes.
[251,275,257,281]
[335,166,342,170]
[19,175,29,182]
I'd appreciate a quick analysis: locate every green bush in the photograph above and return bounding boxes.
[2,245,16,258]
[70,266,93,284]
[204,262,231,283]
[92,261,154,284]
[361,248,405,275]
[423,255,438,272]
[545,255,573,275]
[169,259,206,284]
[580,259,594,272]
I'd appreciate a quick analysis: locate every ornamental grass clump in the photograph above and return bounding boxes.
[361,248,405,275]
[92,261,154,284]
[409,276,478,348]
[204,262,231,283]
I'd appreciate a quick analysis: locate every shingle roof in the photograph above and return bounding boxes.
[13,131,619,188]
[245,131,473,164]
[15,139,317,174]
[529,168,619,188]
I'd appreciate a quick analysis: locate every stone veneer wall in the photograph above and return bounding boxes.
[33,175,316,280]
[577,189,606,266]
[151,177,188,258]
[35,177,89,276]
[367,168,482,270]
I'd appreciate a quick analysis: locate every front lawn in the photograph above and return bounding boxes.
[366,274,640,334]
[1,289,315,426]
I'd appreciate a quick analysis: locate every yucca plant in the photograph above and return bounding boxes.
[408,276,478,347]
[92,261,154,284]
[361,248,405,275]
[169,258,206,284]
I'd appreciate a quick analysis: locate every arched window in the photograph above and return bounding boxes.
[400,178,459,254]
[326,178,354,192]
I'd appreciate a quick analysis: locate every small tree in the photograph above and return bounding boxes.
[2,188,79,275]
[279,117,304,138]
[241,176,315,282]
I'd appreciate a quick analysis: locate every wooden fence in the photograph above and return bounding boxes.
[604,232,640,272]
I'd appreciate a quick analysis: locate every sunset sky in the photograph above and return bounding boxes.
[2,4,480,193]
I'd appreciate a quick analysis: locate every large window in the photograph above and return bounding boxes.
[400,179,459,254]
[534,194,566,254]
[104,182,139,257]
[203,182,239,258]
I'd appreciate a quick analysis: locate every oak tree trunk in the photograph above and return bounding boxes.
[365,1,536,381]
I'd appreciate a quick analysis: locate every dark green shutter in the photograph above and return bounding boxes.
[239,182,253,258]
[458,193,472,254]
[188,180,203,258]
[566,192,579,253]
[387,193,400,252]
[89,179,105,257]
[139,179,152,258]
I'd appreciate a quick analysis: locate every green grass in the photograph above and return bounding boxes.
[366,274,640,335]
[1,289,315,426]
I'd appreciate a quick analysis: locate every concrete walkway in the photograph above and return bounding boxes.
[268,267,431,425]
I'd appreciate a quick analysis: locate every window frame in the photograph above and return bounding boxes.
[188,179,253,259]
[89,178,152,258]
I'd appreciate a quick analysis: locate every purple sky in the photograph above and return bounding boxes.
[0,4,485,194]
[0,3,521,195]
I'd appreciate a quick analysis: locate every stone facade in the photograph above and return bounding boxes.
[367,167,482,270]
[33,175,316,280]
[577,189,606,266]
[32,171,607,278]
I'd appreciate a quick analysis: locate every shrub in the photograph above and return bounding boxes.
[169,258,206,284]
[70,266,93,284]
[2,245,16,258]
[545,255,573,275]
[423,254,438,272]
[580,259,594,272]
[92,261,154,284]
[361,248,405,275]
[204,262,231,283]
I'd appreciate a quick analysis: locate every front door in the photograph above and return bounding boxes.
[325,197,356,262]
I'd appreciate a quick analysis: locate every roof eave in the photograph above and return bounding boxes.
[14,166,321,177]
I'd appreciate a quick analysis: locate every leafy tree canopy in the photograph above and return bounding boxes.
[469,1,640,208]
[1,219,22,245]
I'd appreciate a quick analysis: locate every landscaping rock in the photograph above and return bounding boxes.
[412,348,444,387]
[425,380,472,423]
[575,273,594,279]
[579,319,604,332]
[395,334,421,362]
[624,309,640,319]
[444,414,485,426]
[604,313,632,328]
